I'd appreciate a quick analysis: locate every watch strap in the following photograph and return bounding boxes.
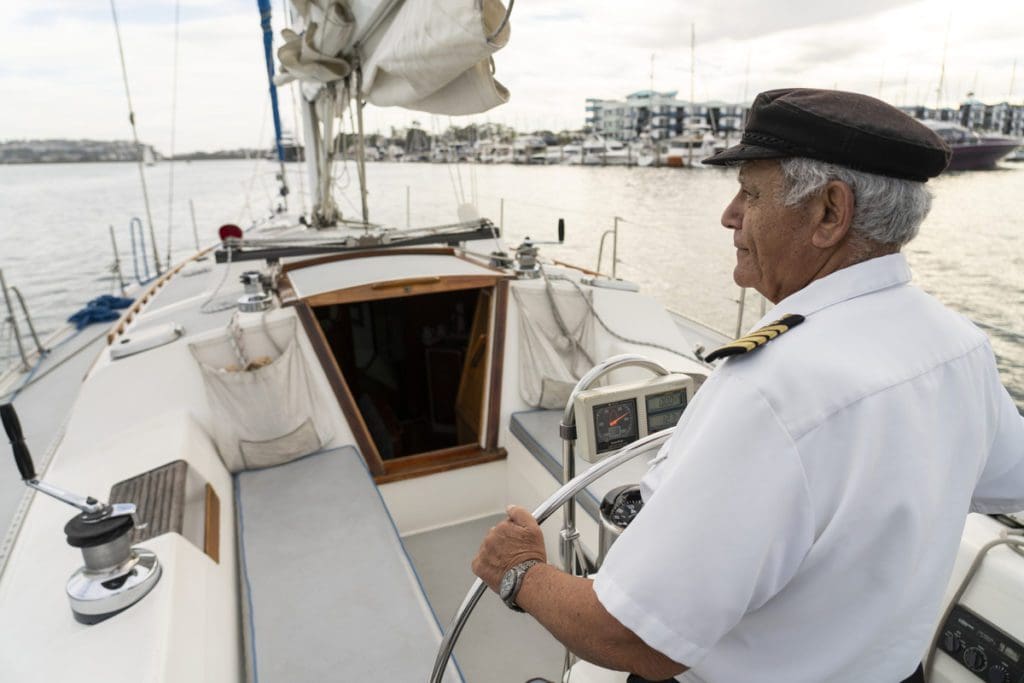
[503,559,541,612]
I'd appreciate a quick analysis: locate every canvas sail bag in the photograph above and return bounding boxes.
[189,317,332,471]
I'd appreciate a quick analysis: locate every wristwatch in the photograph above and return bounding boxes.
[499,559,541,612]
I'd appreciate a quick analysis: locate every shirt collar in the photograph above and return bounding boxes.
[755,253,912,328]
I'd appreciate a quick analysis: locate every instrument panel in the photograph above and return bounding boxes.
[574,373,696,462]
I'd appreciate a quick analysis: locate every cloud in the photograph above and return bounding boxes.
[3,0,1023,150]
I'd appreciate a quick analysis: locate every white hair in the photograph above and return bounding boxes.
[777,157,933,247]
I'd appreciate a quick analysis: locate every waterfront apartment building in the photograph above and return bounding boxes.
[585,90,745,141]
[587,90,1023,143]
[901,101,1024,137]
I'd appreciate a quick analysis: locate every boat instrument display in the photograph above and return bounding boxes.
[573,373,694,462]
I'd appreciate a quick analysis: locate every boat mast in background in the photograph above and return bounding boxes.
[258,0,290,213]
[689,22,695,167]
[108,0,161,275]
[935,12,951,108]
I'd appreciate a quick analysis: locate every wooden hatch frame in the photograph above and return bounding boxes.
[285,248,510,483]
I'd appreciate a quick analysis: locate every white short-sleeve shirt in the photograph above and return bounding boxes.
[593,254,1024,683]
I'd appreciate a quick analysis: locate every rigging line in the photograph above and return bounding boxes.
[433,114,466,208]
[278,0,307,215]
[450,117,466,201]
[288,88,308,214]
[469,156,478,207]
[239,95,271,224]
[165,0,182,268]
[110,0,163,275]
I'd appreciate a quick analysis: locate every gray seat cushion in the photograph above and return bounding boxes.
[235,445,462,682]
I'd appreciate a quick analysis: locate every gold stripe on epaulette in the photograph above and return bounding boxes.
[704,314,805,363]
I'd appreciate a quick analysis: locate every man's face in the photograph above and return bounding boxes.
[720,160,820,303]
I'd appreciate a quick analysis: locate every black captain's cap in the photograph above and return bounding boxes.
[702,88,952,181]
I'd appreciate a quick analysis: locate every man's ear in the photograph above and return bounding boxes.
[811,180,854,248]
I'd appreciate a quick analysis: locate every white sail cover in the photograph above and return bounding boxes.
[276,0,510,115]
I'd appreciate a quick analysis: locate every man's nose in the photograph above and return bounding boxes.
[721,194,742,230]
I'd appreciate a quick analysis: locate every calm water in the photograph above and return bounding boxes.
[0,159,1021,408]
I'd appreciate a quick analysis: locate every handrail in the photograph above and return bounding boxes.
[594,216,622,277]
[109,225,127,296]
[128,217,152,283]
[9,287,45,357]
[0,269,29,370]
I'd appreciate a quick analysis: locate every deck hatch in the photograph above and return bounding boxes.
[292,256,510,482]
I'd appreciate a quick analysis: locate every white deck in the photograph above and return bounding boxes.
[0,236,720,681]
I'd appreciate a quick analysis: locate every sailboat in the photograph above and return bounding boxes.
[0,2,722,681]
[0,2,1021,683]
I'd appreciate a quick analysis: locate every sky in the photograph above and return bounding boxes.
[1,0,1022,154]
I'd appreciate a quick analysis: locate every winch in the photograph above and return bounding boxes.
[1,403,161,624]
[237,270,273,312]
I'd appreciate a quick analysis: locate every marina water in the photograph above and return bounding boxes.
[1,159,1021,408]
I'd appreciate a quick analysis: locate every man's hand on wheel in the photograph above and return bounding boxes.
[471,505,547,592]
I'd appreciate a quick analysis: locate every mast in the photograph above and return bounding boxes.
[258,0,289,212]
[689,22,695,167]
[936,13,951,109]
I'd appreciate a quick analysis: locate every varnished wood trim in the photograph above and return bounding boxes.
[375,447,506,485]
[276,272,296,303]
[552,260,604,277]
[304,274,504,308]
[383,443,479,473]
[106,246,216,344]
[371,276,442,290]
[204,483,220,564]
[280,247,456,273]
[485,280,509,450]
[294,302,386,475]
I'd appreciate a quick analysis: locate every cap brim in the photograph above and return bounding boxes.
[702,142,789,166]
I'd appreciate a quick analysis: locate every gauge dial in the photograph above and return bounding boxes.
[593,398,639,453]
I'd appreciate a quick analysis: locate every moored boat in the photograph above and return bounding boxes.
[919,120,1021,170]
[2,3,1023,683]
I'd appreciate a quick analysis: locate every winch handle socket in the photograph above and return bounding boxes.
[0,403,35,481]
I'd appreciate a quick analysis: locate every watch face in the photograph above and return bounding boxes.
[499,568,517,600]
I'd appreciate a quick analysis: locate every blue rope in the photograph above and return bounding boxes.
[66,295,133,331]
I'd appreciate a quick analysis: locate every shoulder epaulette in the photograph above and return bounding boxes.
[704,314,805,363]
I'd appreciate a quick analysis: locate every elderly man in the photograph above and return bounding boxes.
[472,88,1024,683]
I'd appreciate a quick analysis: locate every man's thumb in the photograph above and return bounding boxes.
[507,504,537,528]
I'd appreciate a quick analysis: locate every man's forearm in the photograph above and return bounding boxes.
[516,563,686,681]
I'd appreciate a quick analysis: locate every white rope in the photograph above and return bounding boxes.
[541,265,696,362]
[109,0,162,275]
[227,311,249,368]
[200,246,239,314]
[165,0,182,268]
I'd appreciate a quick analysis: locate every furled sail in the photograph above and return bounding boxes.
[275,0,510,115]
